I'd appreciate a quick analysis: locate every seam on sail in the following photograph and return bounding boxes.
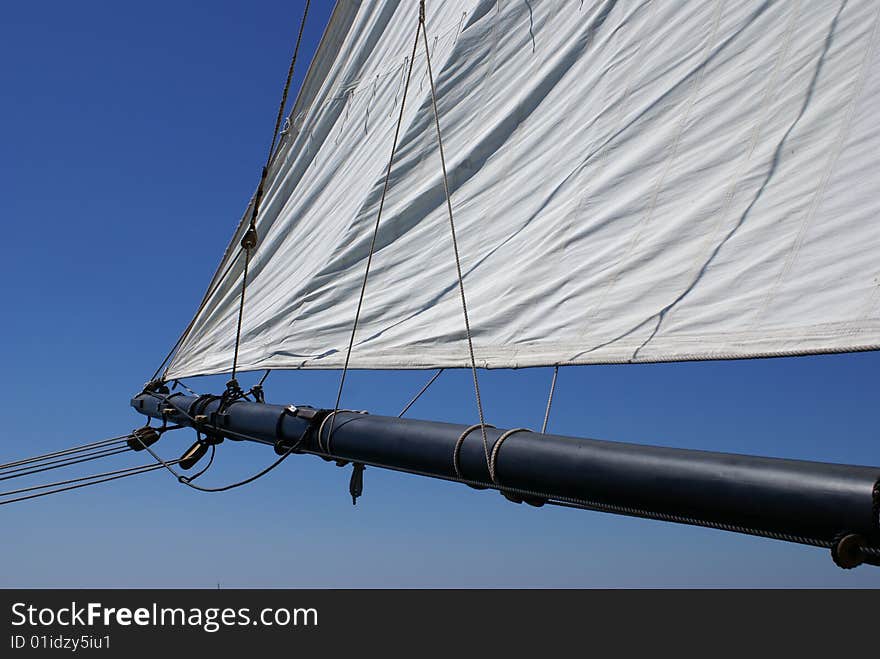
[862,273,880,323]
[756,0,880,325]
[160,1,880,382]
[626,2,803,360]
[562,0,659,261]
[576,0,728,340]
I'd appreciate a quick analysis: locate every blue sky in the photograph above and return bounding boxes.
[1,0,878,587]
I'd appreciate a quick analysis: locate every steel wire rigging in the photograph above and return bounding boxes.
[0,432,181,506]
[0,461,183,507]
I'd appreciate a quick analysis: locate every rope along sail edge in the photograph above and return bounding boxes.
[151,1,313,384]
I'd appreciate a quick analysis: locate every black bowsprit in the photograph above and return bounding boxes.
[131,389,880,569]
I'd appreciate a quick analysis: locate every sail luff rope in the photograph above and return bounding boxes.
[230,245,251,382]
[420,1,491,468]
[153,250,243,382]
[266,0,312,164]
[230,0,313,383]
[326,13,423,441]
[152,1,311,384]
[541,366,559,434]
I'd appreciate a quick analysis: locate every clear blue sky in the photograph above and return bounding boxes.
[1,0,878,587]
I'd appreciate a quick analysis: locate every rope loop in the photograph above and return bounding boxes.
[317,409,368,455]
[488,428,533,486]
[452,423,495,480]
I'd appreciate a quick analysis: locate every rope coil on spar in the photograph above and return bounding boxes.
[318,410,367,455]
[488,428,533,486]
[452,423,495,481]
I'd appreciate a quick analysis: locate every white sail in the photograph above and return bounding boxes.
[165,0,880,380]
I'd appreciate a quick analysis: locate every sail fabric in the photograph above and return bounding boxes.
[165,0,880,379]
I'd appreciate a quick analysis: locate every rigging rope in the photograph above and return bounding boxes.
[420,1,490,469]
[134,430,308,493]
[184,443,216,483]
[0,460,180,501]
[0,461,181,507]
[0,434,131,472]
[0,446,132,482]
[172,379,199,396]
[398,369,444,417]
[541,366,559,434]
[266,0,312,164]
[136,391,312,493]
[327,14,422,441]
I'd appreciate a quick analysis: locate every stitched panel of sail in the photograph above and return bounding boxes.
[165,0,880,377]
